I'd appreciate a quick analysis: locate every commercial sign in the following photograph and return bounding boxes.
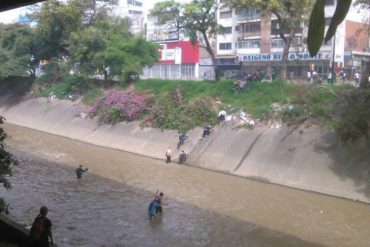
[158,41,199,64]
[237,52,331,62]
[161,49,175,60]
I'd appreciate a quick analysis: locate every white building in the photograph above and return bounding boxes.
[116,0,146,34]
[216,0,370,80]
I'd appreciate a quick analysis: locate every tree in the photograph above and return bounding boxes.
[227,0,315,80]
[68,14,159,80]
[0,116,18,213]
[150,0,223,80]
[28,0,83,60]
[0,23,37,78]
[28,0,117,61]
[28,0,158,82]
[79,0,119,26]
[105,35,160,81]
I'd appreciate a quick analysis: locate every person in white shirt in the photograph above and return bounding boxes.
[165,147,171,163]
[306,71,311,83]
[355,71,360,85]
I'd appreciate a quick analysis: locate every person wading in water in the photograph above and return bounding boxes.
[30,206,54,247]
[75,165,88,179]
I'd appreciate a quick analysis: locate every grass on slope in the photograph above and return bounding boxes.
[135,79,350,121]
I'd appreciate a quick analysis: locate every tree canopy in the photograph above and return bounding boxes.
[0,117,18,213]
[151,0,222,80]
[0,23,37,77]
[0,0,159,82]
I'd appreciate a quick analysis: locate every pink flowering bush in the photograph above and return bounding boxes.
[88,91,152,124]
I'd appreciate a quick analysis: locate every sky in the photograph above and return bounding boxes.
[0,6,28,24]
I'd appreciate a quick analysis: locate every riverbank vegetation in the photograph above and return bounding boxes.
[5,74,366,144]
[0,116,18,214]
[0,0,368,142]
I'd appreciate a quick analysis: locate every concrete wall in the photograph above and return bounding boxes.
[0,214,31,246]
[0,98,369,203]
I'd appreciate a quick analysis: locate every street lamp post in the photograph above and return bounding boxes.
[331,32,336,84]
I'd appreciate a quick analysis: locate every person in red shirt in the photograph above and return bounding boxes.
[30,206,54,247]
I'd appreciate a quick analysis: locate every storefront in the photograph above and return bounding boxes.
[344,51,370,80]
[215,56,241,78]
[143,40,200,79]
[236,51,332,80]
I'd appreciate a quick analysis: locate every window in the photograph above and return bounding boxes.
[127,0,133,4]
[235,9,260,20]
[129,10,143,15]
[271,37,301,47]
[271,39,284,48]
[325,0,335,5]
[220,11,232,19]
[237,39,260,49]
[219,43,232,50]
[221,26,232,34]
[271,20,299,35]
[271,20,280,30]
[242,22,260,33]
[235,25,240,32]
[134,1,142,7]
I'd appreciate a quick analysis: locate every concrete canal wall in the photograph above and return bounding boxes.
[0,214,31,246]
[0,97,369,203]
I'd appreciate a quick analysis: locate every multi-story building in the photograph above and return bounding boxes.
[143,2,202,80]
[116,0,146,34]
[216,0,370,80]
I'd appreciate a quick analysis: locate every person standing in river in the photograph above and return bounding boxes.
[165,147,172,163]
[75,165,88,179]
[30,206,54,247]
[154,191,165,214]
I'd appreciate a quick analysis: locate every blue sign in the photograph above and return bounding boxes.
[237,52,331,62]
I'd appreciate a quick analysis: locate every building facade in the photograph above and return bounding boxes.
[144,3,201,80]
[142,40,200,79]
[216,0,370,81]
[116,0,146,34]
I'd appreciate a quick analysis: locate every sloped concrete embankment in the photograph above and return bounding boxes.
[0,98,369,203]
[0,214,31,246]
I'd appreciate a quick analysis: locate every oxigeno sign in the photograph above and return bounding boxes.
[237,52,331,62]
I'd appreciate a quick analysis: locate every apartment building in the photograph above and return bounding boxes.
[216,0,370,80]
[116,0,146,34]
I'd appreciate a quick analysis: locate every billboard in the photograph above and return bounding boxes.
[159,41,199,64]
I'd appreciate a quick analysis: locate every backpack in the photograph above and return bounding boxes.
[30,216,45,240]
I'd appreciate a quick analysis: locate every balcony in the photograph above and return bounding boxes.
[237,32,260,39]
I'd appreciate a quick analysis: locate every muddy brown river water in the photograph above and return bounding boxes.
[2,124,370,247]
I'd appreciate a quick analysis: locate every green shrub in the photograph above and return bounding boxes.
[34,74,54,84]
[332,89,370,144]
[143,91,216,132]
[83,88,103,104]
[281,105,302,123]
[62,74,94,93]
[0,76,34,95]
[105,107,124,125]
[41,82,70,98]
